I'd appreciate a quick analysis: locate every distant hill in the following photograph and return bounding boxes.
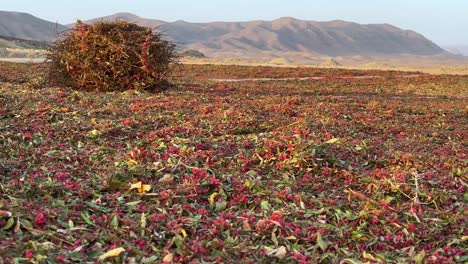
[0,35,51,49]
[85,13,445,57]
[0,11,67,42]
[0,10,447,58]
[443,45,468,56]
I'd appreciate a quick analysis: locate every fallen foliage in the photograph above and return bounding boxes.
[47,20,178,92]
[0,63,467,263]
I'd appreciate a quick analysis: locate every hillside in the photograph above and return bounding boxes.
[0,11,67,42]
[443,45,468,56]
[0,10,450,60]
[86,13,445,56]
[0,35,51,49]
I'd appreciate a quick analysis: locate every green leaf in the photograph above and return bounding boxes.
[260,200,271,211]
[142,256,159,263]
[244,179,253,189]
[125,200,141,207]
[58,208,68,222]
[81,212,95,226]
[19,218,32,228]
[2,218,15,230]
[68,219,74,229]
[351,230,364,239]
[215,201,227,211]
[316,232,328,251]
[110,215,119,229]
[271,231,278,247]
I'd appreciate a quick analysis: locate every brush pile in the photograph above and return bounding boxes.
[48,20,178,92]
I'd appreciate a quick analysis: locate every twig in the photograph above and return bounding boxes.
[21,223,74,246]
[345,188,396,211]
[412,170,420,205]
[272,119,304,132]
[141,193,198,198]
[411,170,422,223]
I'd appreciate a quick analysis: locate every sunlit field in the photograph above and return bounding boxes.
[0,62,466,263]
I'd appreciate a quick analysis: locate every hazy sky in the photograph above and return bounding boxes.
[2,0,467,46]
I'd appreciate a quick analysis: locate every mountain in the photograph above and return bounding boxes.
[0,11,67,42]
[0,11,446,58]
[0,35,51,49]
[85,13,445,57]
[443,45,468,56]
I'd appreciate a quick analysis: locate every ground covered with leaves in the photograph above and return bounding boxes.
[0,62,467,263]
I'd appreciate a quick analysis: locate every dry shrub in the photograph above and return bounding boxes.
[47,20,178,92]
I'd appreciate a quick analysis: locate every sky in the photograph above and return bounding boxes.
[2,0,467,46]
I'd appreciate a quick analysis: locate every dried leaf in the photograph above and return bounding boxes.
[159,174,173,184]
[162,252,174,263]
[98,247,125,261]
[266,246,287,259]
[208,192,219,205]
[180,228,187,239]
[129,181,151,193]
[243,220,252,231]
[127,159,138,167]
[414,250,425,264]
[140,213,147,229]
[325,138,339,144]
[88,129,101,137]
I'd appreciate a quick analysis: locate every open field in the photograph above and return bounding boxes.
[181,56,468,76]
[0,62,467,263]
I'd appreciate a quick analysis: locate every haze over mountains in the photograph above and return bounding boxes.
[443,45,468,56]
[1,10,465,62]
[0,11,67,42]
[85,12,445,57]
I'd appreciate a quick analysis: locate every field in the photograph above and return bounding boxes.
[0,62,467,263]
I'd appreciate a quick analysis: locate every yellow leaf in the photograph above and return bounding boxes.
[208,192,219,205]
[127,159,138,167]
[415,250,426,264]
[140,184,151,193]
[98,247,125,261]
[264,246,273,252]
[180,228,187,239]
[88,129,100,137]
[90,118,97,124]
[162,253,174,263]
[130,182,142,190]
[129,182,151,193]
[325,138,339,144]
[363,251,382,263]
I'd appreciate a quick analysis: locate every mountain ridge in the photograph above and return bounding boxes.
[0,10,450,58]
[0,10,68,42]
[83,13,445,57]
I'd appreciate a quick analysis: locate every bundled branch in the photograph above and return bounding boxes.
[47,20,179,92]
